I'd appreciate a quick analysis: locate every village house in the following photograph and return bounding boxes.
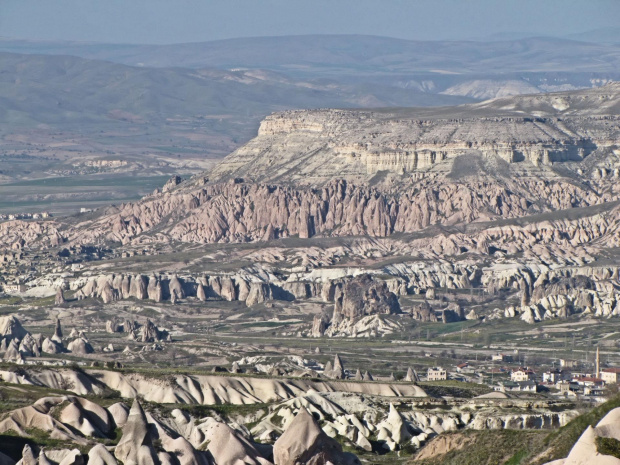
[427,367,447,381]
[492,353,513,362]
[543,370,571,384]
[557,381,579,394]
[456,362,470,373]
[560,359,579,368]
[511,367,536,382]
[601,368,620,384]
[2,282,26,293]
[494,381,539,393]
[572,375,604,388]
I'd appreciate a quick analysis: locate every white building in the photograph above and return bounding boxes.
[427,367,447,381]
[601,368,620,384]
[511,367,536,382]
[560,359,579,368]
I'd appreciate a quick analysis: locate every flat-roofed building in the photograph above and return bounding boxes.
[511,367,536,382]
[427,367,447,381]
[601,368,620,384]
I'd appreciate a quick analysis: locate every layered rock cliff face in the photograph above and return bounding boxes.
[55,84,620,249]
[333,274,400,320]
[211,83,620,182]
[11,85,620,325]
[62,171,619,247]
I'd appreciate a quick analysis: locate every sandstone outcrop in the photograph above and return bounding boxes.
[273,407,360,465]
[543,407,620,464]
[67,337,94,355]
[323,355,345,380]
[334,274,400,319]
[0,315,29,341]
[55,288,66,305]
[114,399,158,465]
[52,319,63,343]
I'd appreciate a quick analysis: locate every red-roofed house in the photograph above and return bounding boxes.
[573,376,604,387]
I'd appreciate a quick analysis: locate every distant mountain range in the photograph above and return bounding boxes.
[2,33,619,75]
[0,33,618,205]
[2,33,619,137]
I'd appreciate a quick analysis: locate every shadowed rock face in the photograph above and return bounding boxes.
[411,302,437,322]
[0,315,29,341]
[114,400,158,465]
[335,274,400,319]
[34,84,617,248]
[531,275,595,301]
[543,407,620,465]
[273,407,360,465]
[210,84,620,184]
[55,288,66,305]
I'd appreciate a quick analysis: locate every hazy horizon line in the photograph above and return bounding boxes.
[0,28,618,47]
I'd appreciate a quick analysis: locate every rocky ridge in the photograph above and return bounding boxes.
[18,83,610,249]
[0,367,579,465]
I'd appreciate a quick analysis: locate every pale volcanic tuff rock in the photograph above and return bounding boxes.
[324,314,404,338]
[12,84,620,248]
[322,355,345,380]
[196,283,206,301]
[334,274,400,319]
[4,340,23,363]
[42,337,62,354]
[273,407,360,465]
[1,388,578,465]
[88,445,118,465]
[246,282,272,306]
[129,274,148,300]
[0,315,29,341]
[138,320,168,343]
[64,175,616,246]
[147,275,163,302]
[106,320,122,333]
[212,84,620,183]
[202,422,273,465]
[73,272,310,307]
[410,302,438,322]
[0,367,428,404]
[0,396,92,444]
[543,407,620,465]
[256,391,577,459]
[0,220,62,249]
[67,337,94,355]
[3,395,271,465]
[55,287,66,305]
[311,316,328,337]
[168,274,185,300]
[67,250,620,322]
[114,399,159,465]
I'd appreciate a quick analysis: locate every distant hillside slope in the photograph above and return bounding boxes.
[1,35,619,101]
[2,35,620,74]
[0,51,473,135]
[48,85,620,249]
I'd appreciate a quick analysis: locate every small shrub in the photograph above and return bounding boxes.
[597,436,620,459]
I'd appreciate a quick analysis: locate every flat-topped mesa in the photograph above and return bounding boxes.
[211,85,620,184]
[50,85,620,248]
[258,110,331,135]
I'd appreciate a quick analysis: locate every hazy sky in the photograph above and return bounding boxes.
[1,0,618,44]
